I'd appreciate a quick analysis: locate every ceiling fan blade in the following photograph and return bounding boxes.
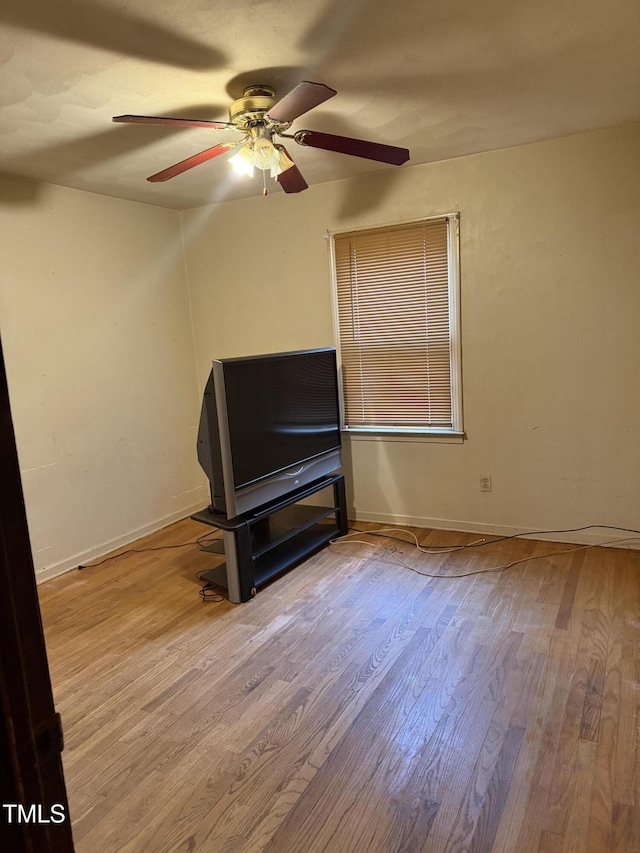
[147,141,239,182]
[266,81,337,123]
[113,115,234,130]
[294,130,410,165]
[276,149,308,193]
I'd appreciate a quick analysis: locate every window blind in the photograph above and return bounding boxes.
[334,217,453,430]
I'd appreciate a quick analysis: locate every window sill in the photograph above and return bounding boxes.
[341,429,465,445]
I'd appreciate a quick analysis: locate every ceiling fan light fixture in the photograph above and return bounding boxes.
[253,136,280,172]
[229,144,255,178]
[229,136,296,181]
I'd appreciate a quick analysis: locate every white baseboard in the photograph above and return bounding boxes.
[350,510,640,550]
[35,501,207,585]
[36,503,640,586]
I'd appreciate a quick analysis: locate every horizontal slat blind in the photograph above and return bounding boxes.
[334,218,452,429]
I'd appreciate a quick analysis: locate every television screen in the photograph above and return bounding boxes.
[223,349,341,489]
[197,347,342,517]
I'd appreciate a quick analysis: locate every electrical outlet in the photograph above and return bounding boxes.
[479,475,492,492]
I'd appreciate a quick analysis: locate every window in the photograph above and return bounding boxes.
[331,214,462,436]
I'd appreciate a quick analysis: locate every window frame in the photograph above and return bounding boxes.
[329,212,463,441]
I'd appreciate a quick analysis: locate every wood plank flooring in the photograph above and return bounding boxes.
[37,520,640,852]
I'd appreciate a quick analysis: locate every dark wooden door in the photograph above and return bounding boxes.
[0,336,75,851]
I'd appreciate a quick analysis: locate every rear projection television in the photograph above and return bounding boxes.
[197,348,342,518]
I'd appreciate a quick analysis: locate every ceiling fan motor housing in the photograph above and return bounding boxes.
[229,85,286,131]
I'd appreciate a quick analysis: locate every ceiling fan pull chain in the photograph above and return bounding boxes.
[262,170,268,196]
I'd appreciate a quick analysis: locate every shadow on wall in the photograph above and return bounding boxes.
[339,430,357,519]
[0,173,43,205]
[335,167,406,221]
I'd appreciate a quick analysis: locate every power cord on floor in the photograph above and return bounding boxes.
[332,524,640,579]
[195,571,225,602]
[75,520,640,590]
[77,532,224,570]
[78,532,228,603]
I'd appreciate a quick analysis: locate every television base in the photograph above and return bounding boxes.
[191,474,347,603]
[199,539,225,554]
[199,565,229,587]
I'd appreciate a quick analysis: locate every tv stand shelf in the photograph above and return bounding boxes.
[191,474,347,603]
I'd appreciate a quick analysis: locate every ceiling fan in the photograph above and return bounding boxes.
[112,81,410,194]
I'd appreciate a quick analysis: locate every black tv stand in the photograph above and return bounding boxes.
[191,474,348,603]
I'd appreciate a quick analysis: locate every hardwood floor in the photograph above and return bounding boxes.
[37,520,640,852]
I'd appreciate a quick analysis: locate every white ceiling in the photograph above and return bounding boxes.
[2,0,639,210]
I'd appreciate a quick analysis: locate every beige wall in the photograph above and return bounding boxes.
[0,176,206,581]
[182,122,640,545]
